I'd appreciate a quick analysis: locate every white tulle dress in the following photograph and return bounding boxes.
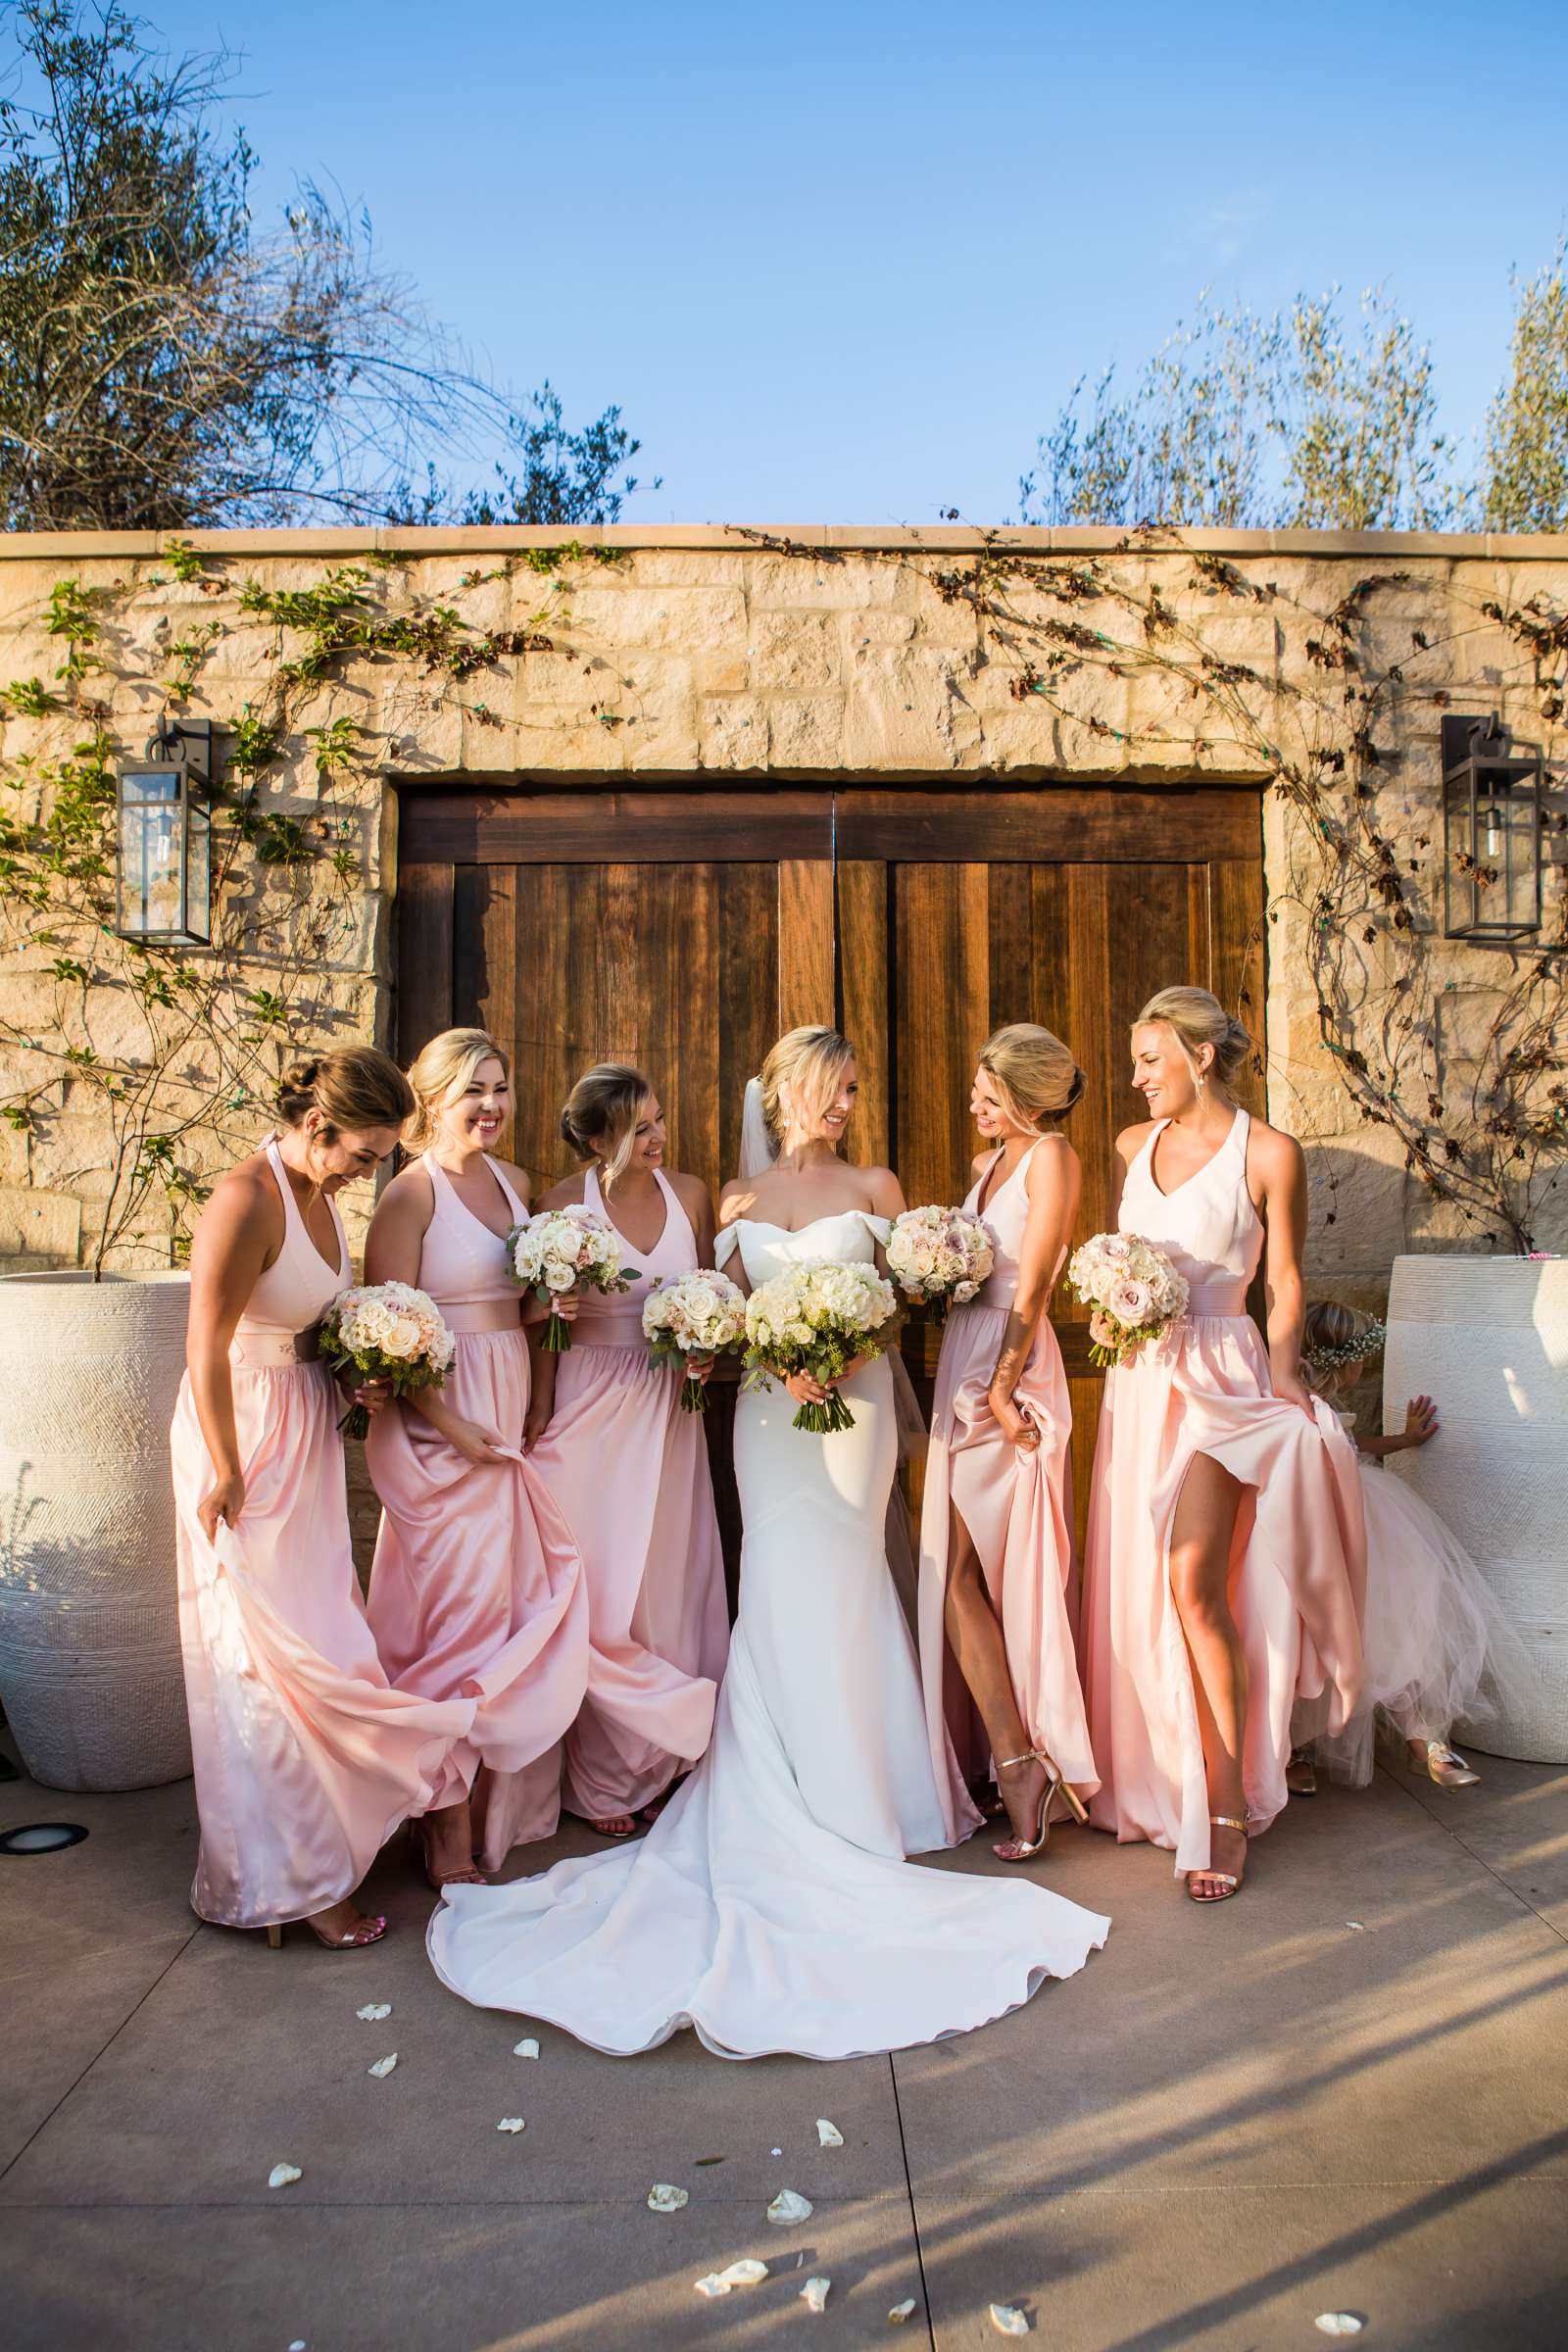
[426,1210,1110,2061]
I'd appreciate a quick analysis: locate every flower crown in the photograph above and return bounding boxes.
[1302,1315,1387,1373]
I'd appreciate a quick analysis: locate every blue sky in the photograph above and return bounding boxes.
[132,1,1566,520]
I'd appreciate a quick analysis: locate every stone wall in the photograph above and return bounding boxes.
[3,523,1565,1327]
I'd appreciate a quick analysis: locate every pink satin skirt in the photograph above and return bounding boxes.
[1081,1314,1365,1875]
[367,1328,590,1866]
[918,1301,1099,1802]
[528,1339,726,1819]
[171,1360,475,1928]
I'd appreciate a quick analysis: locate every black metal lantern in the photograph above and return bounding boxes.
[1442,713,1543,943]
[115,718,215,946]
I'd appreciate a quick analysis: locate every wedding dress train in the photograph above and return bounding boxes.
[427,1211,1109,2060]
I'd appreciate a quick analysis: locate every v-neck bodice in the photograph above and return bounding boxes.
[1118,1110,1260,1316]
[576,1164,698,1345]
[961,1141,1065,1310]
[230,1141,349,1368]
[420,1153,528,1333]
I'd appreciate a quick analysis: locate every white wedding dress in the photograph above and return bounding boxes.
[426,1212,1110,2060]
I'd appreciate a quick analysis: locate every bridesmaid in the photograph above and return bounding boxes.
[171,1049,476,1950]
[365,1030,589,1885]
[526,1065,727,1839]
[917,1025,1099,1862]
[1080,986,1365,1903]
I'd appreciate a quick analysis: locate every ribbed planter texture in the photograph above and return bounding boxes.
[1384,1252,1568,1764]
[0,1271,192,1790]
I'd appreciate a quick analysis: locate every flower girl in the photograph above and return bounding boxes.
[1293,1301,1519,1791]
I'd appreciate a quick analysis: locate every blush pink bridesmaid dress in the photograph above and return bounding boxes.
[366,1156,590,1868]
[527,1163,727,1823]
[170,1142,476,1931]
[1080,1110,1366,1875]
[917,1141,1099,1804]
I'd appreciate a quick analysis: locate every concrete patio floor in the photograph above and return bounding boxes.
[3,1731,1566,2352]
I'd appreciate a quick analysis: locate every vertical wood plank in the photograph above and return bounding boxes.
[394,861,454,1061]
[672,862,721,1203]
[450,864,518,1159]
[894,862,988,1209]
[838,859,890,1170]
[1212,858,1268,1116]
[777,859,835,1034]
[717,863,778,1188]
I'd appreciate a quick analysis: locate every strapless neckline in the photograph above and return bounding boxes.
[730,1209,877,1241]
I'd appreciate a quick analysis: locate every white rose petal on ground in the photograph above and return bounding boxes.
[355,2003,391,2021]
[800,2278,831,2314]
[367,2053,398,2080]
[514,2036,540,2058]
[694,2260,769,2298]
[1315,2320,1364,2338]
[647,2183,689,2213]
[815,2119,844,2148]
[990,2305,1030,2337]
[496,2117,525,2134]
[888,2299,917,2323]
[268,2163,302,2190]
[767,2189,813,2226]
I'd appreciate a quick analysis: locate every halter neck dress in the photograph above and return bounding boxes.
[916,1140,1099,1803]
[1080,1111,1366,1874]
[170,1141,475,1930]
[526,1163,726,1823]
[366,1153,590,1868]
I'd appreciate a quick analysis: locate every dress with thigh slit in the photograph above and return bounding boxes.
[1079,1111,1365,1875]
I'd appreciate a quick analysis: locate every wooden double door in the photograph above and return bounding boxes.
[396,782,1264,1537]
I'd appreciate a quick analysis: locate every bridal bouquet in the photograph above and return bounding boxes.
[507,1205,636,1352]
[318,1282,457,1439]
[1066,1232,1189,1369]
[887,1203,995,1329]
[743,1258,897,1435]
[643,1269,747,1414]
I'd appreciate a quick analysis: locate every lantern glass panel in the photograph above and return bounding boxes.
[119,766,184,939]
[184,795,212,945]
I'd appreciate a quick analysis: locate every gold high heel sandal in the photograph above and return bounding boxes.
[265,1912,388,1950]
[992,1748,1090,1862]
[1186,1814,1248,1904]
[412,1819,488,1892]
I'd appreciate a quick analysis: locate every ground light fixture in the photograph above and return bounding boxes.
[1442,712,1544,942]
[115,715,217,946]
[0,1823,89,1855]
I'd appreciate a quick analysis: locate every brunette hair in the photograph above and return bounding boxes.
[275,1047,415,1138]
[561,1063,656,1194]
[979,1023,1084,1132]
[758,1025,856,1150]
[403,1027,510,1153]
[1135,985,1252,1088]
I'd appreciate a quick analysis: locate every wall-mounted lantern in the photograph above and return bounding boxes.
[115,718,216,946]
[1442,713,1543,943]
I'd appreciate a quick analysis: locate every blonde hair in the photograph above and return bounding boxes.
[276,1047,414,1139]
[403,1027,510,1153]
[979,1023,1084,1133]
[561,1063,656,1194]
[1301,1301,1386,1395]
[759,1025,856,1150]
[1135,985,1252,1090]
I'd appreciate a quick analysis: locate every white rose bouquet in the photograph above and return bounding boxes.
[743,1257,898,1435]
[643,1268,747,1414]
[1065,1231,1189,1369]
[318,1281,457,1440]
[507,1205,636,1352]
[887,1203,995,1330]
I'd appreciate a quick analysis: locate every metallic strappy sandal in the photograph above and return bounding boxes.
[1187,1813,1248,1903]
[992,1748,1091,1863]
[1421,1740,1481,1789]
[266,1912,388,1950]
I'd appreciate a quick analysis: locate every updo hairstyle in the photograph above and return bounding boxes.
[403,1027,510,1153]
[561,1063,656,1193]
[759,1025,856,1149]
[979,1023,1084,1133]
[275,1047,414,1138]
[1135,985,1252,1089]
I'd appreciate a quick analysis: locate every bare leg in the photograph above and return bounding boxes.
[419,1794,486,1885]
[944,1505,1045,1850]
[1167,1453,1250,1901]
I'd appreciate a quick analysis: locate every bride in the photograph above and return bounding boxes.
[426,1026,1109,2059]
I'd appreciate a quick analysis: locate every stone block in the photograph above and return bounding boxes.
[692,648,749,694]
[563,585,748,653]
[696,696,769,771]
[0,1181,81,1264]
[746,609,841,691]
[764,694,845,769]
[746,554,910,612]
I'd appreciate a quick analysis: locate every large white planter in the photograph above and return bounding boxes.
[1384,1253,1568,1764]
[0,1271,192,1790]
